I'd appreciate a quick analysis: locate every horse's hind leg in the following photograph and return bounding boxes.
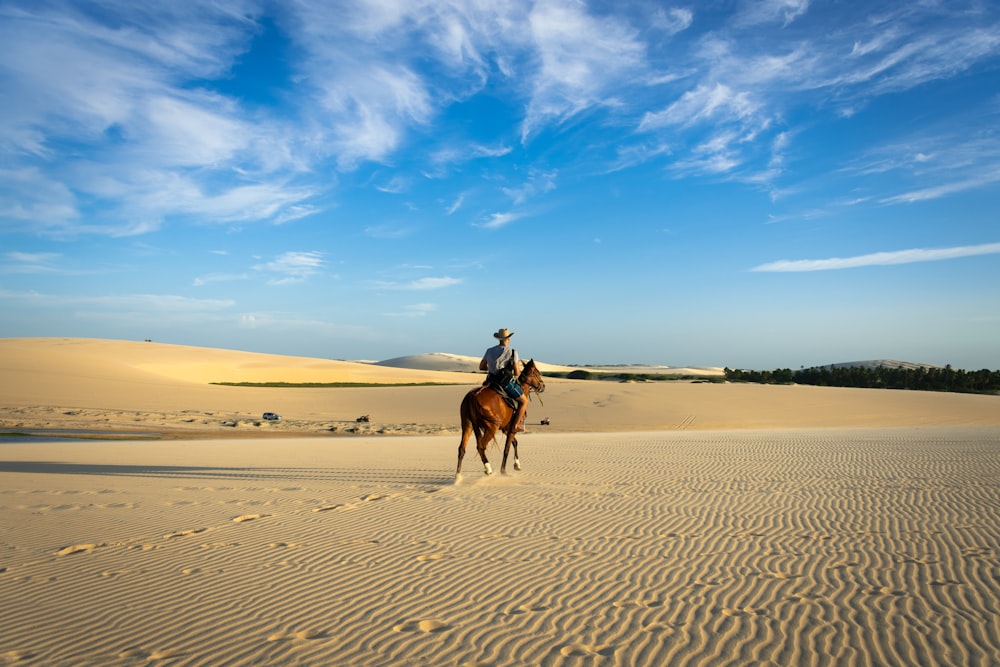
[477,426,495,476]
[456,423,472,478]
[512,436,521,471]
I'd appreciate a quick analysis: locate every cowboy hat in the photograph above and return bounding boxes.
[493,328,514,340]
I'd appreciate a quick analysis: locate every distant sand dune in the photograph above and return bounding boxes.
[374,351,725,376]
[2,338,996,438]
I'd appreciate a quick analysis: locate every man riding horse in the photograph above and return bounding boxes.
[479,327,529,433]
[458,330,545,477]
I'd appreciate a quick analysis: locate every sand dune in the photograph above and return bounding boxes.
[374,351,724,377]
[2,338,996,438]
[2,337,1000,665]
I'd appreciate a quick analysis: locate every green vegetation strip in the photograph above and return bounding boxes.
[543,371,724,382]
[210,381,462,388]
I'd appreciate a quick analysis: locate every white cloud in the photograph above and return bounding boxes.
[880,171,1000,204]
[375,276,462,290]
[651,8,693,36]
[735,0,810,27]
[446,193,465,215]
[406,276,461,290]
[480,212,520,229]
[192,272,249,287]
[1,251,63,274]
[254,251,325,284]
[0,288,235,312]
[501,168,558,205]
[751,242,1000,272]
[521,0,645,140]
[640,83,759,130]
[6,251,60,263]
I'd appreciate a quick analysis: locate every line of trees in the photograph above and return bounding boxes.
[724,365,1000,395]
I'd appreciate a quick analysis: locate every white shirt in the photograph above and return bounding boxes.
[482,344,518,375]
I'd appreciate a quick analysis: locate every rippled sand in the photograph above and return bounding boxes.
[2,427,998,666]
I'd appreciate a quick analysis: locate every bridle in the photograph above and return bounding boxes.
[518,361,545,405]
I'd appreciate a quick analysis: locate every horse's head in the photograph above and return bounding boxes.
[519,358,545,394]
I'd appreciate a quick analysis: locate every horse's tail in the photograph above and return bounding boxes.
[459,388,482,439]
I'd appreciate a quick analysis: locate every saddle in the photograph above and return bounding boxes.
[483,372,519,410]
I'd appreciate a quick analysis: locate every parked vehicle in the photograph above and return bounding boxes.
[262,412,281,421]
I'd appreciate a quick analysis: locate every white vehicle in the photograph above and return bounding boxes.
[262,412,282,421]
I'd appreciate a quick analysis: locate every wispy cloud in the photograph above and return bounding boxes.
[192,272,249,287]
[734,0,811,27]
[3,251,62,273]
[521,0,645,140]
[480,212,521,229]
[501,168,558,205]
[751,242,1000,272]
[446,193,465,215]
[0,288,235,312]
[384,302,437,318]
[374,276,462,290]
[651,7,693,35]
[881,171,1000,204]
[253,251,325,285]
[843,121,1000,204]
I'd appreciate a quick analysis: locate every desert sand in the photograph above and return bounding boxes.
[2,338,999,666]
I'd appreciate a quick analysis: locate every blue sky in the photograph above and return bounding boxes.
[2,0,999,370]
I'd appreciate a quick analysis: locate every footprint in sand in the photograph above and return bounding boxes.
[56,543,101,556]
[267,629,326,642]
[312,504,347,512]
[642,622,680,634]
[416,553,451,562]
[232,513,269,523]
[119,647,182,660]
[3,650,35,662]
[961,546,992,558]
[505,604,549,615]
[101,568,140,578]
[720,607,768,617]
[558,644,615,657]
[930,579,963,586]
[392,619,450,633]
[201,542,238,549]
[163,528,207,539]
[859,586,905,597]
[612,598,662,609]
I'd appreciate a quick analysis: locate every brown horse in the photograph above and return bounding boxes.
[457,359,545,477]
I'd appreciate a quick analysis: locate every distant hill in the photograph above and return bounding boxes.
[371,353,724,377]
[813,359,944,371]
[373,353,481,373]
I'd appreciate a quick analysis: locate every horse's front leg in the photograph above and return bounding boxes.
[501,434,520,474]
[500,431,513,475]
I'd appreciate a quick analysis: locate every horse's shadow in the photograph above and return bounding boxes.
[0,461,456,486]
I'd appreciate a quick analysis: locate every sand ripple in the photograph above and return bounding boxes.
[1,427,998,665]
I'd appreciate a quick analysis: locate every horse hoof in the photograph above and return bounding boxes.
[484,463,493,476]
[513,460,522,471]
